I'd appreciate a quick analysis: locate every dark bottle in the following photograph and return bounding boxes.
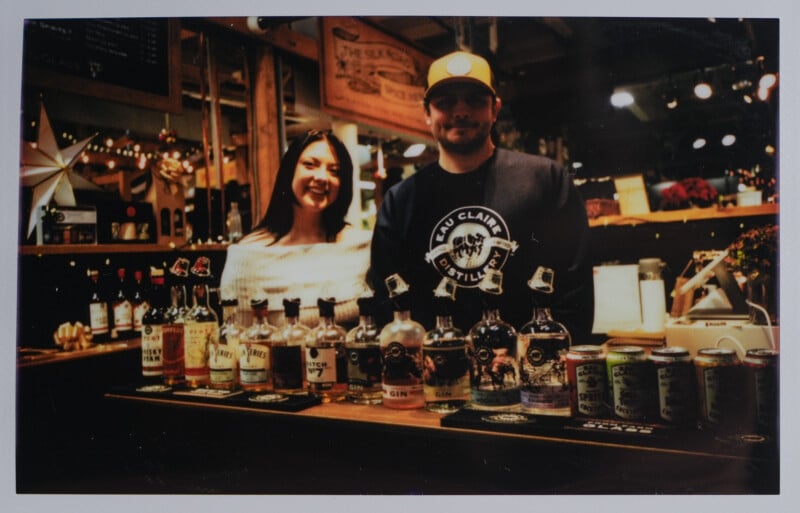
[111,267,133,340]
[184,257,217,388]
[468,282,520,411]
[272,298,308,394]
[87,268,110,343]
[141,267,167,380]
[163,257,190,385]
[131,269,150,334]
[423,294,470,413]
[345,295,383,405]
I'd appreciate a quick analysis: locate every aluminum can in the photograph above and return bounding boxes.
[743,348,779,436]
[606,346,650,421]
[694,348,742,432]
[566,345,607,418]
[649,346,696,426]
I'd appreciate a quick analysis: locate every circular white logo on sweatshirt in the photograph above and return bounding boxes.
[426,206,517,289]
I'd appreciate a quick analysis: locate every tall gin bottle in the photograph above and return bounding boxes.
[306,298,348,402]
[380,274,424,409]
[272,298,308,394]
[518,266,571,415]
[240,298,277,392]
[163,258,190,385]
[209,297,242,390]
[183,257,217,388]
[345,295,383,405]
[468,272,520,410]
[423,293,470,413]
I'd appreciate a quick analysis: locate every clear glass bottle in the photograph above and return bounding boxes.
[468,292,520,411]
[380,275,425,409]
[163,258,190,386]
[345,295,383,405]
[306,297,348,402]
[226,201,243,243]
[239,298,277,392]
[209,297,242,390]
[87,268,110,343]
[183,257,217,388]
[112,267,133,339]
[423,295,470,413]
[272,298,309,394]
[141,267,167,381]
[131,269,149,334]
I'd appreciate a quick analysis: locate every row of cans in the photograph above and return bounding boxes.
[566,345,779,435]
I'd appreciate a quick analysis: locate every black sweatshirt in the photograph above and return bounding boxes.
[367,148,594,341]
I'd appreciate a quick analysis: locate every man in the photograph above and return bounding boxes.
[367,50,594,341]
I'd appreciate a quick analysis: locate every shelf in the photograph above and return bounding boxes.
[589,203,778,227]
[19,242,230,256]
[17,339,141,368]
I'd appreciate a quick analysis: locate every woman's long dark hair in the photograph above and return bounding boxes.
[253,130,354,244]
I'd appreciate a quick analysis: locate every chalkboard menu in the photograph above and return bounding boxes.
[23,18,182,113]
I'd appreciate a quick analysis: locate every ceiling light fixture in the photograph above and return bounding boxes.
[610,91,634,108]
[721,134,736,147]
[694,82,713,100]
[693,138,707,149]
[666,98,679,110]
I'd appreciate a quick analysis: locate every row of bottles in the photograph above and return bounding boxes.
[87,266,150,342]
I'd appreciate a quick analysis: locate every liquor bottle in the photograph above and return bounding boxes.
[163,257,190,386]
[131,269,150,334]
[111,267,133,340]
[468,272,520,410]
[423,293,471,413]
[87,268,110,343]
[272,298,309,394]
[379,275,425,409]
[183,257,217,388]
[518,266,571,415]
[240,298,277,392]
[306,297,348,402]
[345,295,383,405]
[141,267,167,381]
[226,201,243,243]
[209,297,242,390]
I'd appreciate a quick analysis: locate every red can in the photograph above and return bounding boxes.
[743,348,779,436]
[566,345,607,418]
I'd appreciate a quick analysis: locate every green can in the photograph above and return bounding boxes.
[606,346,650,421]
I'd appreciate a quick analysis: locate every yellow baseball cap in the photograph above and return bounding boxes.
[425,51,496,99]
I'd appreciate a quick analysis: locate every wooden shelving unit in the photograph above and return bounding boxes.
[589,203,778,227]
[19,242,230,256]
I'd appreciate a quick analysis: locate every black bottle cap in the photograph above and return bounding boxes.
[250,297,269,310]
[391,291,411,312]
[432,296,454,317]
[317,297,336,318]
[356,295,375,316]
[221,297,239,307]
[283,297,301,317]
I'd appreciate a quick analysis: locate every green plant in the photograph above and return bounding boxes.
[725,224,778,274]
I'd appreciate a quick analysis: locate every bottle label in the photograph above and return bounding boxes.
[272,345,304,390]
[383,383,424,402]
[702,366,738,425]
[657,364,693,422]
[519,336,569,410]
[611,363,646,419]
[422,345,470,403]
[161,324,184,378]
[184,321,215,377]
[471,343,519,393]
[209,344,237,384]
[575,362,606,417]
[133,301,149,331]
[89,302,109,335]
[306,345,337,385]
[113,300,133,331]
[382,342,423,383]
[346,345,382,386]
[239,342,271,384]
[141,324,164,376]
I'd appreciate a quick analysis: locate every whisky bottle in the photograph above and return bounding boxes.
[209,297,242,390]
[380,275,424,409]
[87,268,110,343]
[468,291,521,411]
[345,295,383,405]
[306,297,347,402]
[272,298,308,394]
[141,267,167,380]
[111,267,133,340]
[163,257,190,386]
[423,295,470,413]
[131,269,149,334]
[518,266,571,415]
[183,257,217,388]
[239,298,277,392]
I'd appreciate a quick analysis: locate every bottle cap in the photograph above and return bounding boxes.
[169,257,190,278]
[478,269,503,295]
[283,297,301,317]
[356,295,375,316]
[384,273,410,298]
[317,297,336,318]
[527,266,555,294]
[191,256,212,278]
[250,297,269,310]
[432,295,454,317]
[433,277,458,300]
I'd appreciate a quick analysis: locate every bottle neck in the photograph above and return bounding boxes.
[223,305,239,324]
[482,308,501,323]
[530,306,554,322]
[393,309,411,322]
[192,283,210,307]
[358,314,376,327]
[435,314,455,330]
[285,314,300,326]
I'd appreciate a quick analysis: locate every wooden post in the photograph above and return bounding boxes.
[250,45,282,228]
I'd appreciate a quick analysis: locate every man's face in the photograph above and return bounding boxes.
[425,83,500,155]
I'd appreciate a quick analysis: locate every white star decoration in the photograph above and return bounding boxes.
[20,104,99,238]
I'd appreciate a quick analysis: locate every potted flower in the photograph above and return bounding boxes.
[660,177,718,210]
[725,224,779,325]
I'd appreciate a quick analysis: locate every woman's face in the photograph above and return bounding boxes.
[291,139,342,212]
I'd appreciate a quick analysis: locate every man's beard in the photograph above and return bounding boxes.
[437,124,492,155]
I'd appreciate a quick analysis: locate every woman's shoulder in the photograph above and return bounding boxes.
[237,229,277,246]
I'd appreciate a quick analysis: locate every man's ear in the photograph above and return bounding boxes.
[492,96,502,120]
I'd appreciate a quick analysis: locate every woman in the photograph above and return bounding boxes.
[220,130,372,327]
